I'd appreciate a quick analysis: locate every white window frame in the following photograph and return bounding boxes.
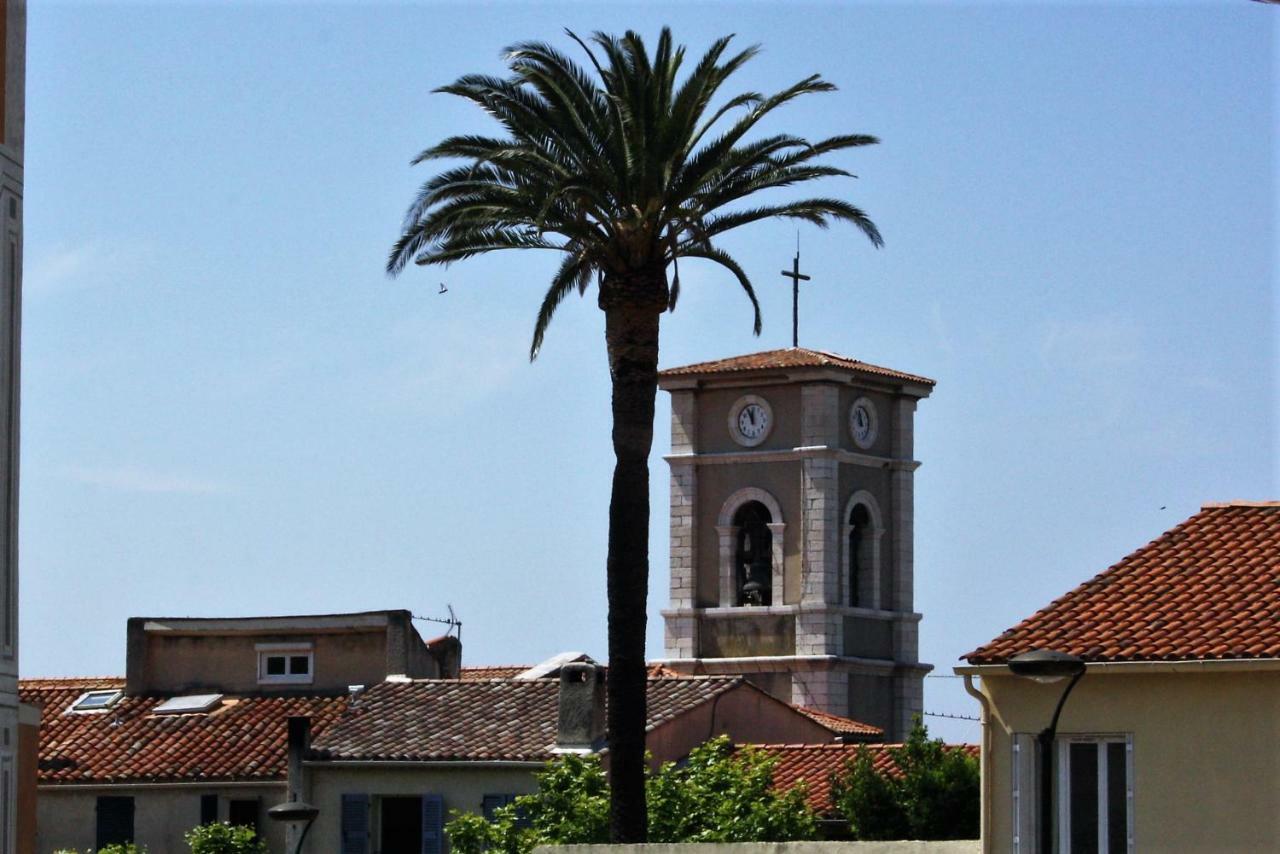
[256,643,314,685]
[1056,734,1134,853]
[68,689,123,714]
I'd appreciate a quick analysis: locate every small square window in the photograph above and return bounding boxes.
[257,645,313,685]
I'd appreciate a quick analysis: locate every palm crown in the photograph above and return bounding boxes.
[387,27,882,356]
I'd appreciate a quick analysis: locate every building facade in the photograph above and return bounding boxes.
[959,501,1280,853]
[0,2,23,852]
[657,348,934,740]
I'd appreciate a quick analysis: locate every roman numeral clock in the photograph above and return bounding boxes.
[657,348,934,740]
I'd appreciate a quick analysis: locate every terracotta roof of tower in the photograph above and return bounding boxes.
[18,678,350,785]
[964,501,1280,664]
[659,348,935,386]
[754,743,979,815]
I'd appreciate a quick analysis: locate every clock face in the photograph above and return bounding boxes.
[737,404,769,441]
[850,397,877,449]
[728,395,773,447]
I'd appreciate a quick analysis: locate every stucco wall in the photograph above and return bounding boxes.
[303,765,542,854]
[646,684,837,764]
[979,669,1280,853]
[696,385,803,454]
[138,630,389,694]
[36,784,286,854]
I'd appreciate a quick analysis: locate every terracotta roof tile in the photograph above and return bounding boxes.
[965,502,1280,664]
[793,707,883,737]
[311,676,747,763]
[19,678,349,785]
[659,348,934,387]
[753,742,978,815]
[459,665,529,680]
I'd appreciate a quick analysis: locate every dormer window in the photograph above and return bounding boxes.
[256,643,313,685]
[69,689,122,713]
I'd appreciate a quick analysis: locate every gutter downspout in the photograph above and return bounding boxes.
[963,674,992,851]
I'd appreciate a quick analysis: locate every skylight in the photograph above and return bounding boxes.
[153,694,223,715]
[69,689,122,713]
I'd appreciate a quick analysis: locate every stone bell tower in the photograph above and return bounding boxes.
[657,348,934,740]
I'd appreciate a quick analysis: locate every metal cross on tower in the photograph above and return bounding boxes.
[780,251,810,348]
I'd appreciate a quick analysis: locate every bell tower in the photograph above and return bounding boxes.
[658,348,934,740]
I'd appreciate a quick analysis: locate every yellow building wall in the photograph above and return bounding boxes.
[979,669,1280,854]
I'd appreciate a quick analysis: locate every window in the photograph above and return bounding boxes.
[733,501,773,606]
[229,798,259,834]
[200,794,218,826]
[848,503,870,607]
[1057,736,1133,854]
[69,689,122,713]
[96,796,134,849]
[154,694,223,715]
[256,643,313,685]
[341,794,443,854]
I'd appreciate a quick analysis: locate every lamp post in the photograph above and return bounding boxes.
[1008,649,1086,854]
[267,799,319,854]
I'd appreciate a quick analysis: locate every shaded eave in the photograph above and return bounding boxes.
[955,657,1280,676]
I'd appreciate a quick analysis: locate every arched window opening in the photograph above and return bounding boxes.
[848,503,871,607]
[734,501,773,606]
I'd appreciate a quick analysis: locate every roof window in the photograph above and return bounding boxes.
[153,693,223,715]
[69,689,122,714]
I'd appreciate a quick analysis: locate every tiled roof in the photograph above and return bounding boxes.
[19,678,349,785]
[459,665,528,680]
[755,743,979,815]
[965,502,1280,664]
[659,348,935,387]
[794,707,883,737]
[461,663,683,681]
[311,676,750,763]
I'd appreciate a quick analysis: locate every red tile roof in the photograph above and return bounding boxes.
[965,502,1280,664]
[311,676,756,763]
[754,742,979,815]
[793,707,883,738]
[19,678,349,785]
[459,665,528,680]
[659,348,935,387]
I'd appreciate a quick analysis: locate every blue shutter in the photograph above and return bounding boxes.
[481,794,506,821]
[421,794,444,854]
[340,793,370,854]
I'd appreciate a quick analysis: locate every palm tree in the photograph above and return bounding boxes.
[387,27,882,841]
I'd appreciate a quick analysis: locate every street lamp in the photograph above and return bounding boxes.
[267,799,319,854]
[1008,649,1086,854]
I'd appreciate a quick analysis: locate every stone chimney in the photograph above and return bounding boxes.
[555,662,605,752]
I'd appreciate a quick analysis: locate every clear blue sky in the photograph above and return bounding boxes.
[25,2,1276,743]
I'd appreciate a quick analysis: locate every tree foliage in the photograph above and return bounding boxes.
[184,822,268,854]
[830,720,979,840]
[386,27,882,359]
[447,737,817,854]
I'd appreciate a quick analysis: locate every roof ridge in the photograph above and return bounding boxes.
[1202,500,1280,509]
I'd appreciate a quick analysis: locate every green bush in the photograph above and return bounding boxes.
[96,845,147,854]
[185,822,267,854]
[830,719,979,840]
[447,736,816,854]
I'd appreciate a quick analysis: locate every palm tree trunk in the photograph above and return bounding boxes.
[600,267,667,843]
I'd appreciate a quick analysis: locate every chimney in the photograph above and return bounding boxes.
[556,662,605,751]
[286,716,310,802]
